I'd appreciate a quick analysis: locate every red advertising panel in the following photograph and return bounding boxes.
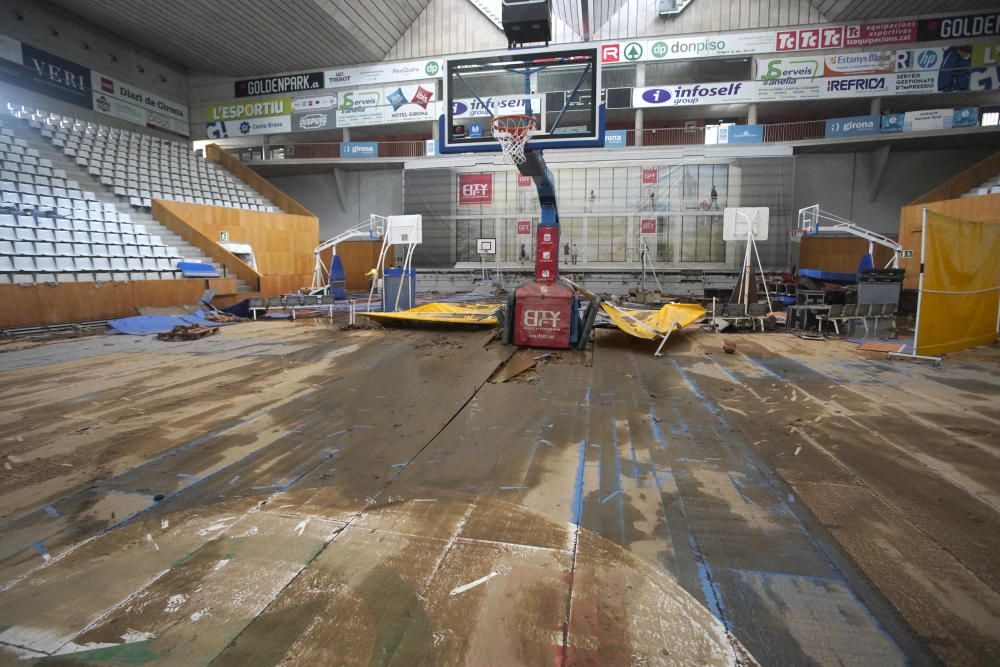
[777,21,916,51]
[516,220,531,235]
[641,168,658,184]
[457,173,493,205]
[535,226,559,283]
[640,218,657,234]
[601,44,620,63]
[514,281,574,349]
[518,174,532,187]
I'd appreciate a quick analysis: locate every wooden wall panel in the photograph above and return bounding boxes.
[0,279,224,329]
[898,194,1000,289]
[320,242,394,291]
[206,145,313,217]
[154,200,318,295]
[798,237,893,275]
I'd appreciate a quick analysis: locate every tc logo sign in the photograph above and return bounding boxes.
[523,309,561,328]
[457,173,493,205]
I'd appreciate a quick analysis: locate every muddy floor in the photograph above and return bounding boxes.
[0,320,997,665]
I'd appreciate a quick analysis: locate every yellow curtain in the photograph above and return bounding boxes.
[916,212,1000,356]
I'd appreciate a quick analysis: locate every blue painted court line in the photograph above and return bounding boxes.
[708,356,742,383]
[609,414,627,544]
[42,506,59,518]
[570,383,592,526]
[742,356,784,381]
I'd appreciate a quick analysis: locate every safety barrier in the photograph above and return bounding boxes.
[239,116,987,163]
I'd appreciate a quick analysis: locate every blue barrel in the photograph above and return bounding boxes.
[382,268,416,311]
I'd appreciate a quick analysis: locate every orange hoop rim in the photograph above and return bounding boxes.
[491,114,538,135]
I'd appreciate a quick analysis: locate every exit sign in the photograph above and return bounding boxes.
[901,250,913,258]
[219,231,229,242]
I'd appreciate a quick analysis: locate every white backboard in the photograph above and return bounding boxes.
[386,214,422,245]
[477,238,496,255]
[723,207,769,241]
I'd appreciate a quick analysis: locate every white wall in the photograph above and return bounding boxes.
[268,168,404,240]
[0,0,187,100]
[792,148,994,235]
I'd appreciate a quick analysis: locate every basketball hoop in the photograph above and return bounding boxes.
[492,114,537,165]
[789,228,808,242]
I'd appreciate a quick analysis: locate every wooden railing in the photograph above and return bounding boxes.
[205,143,314,217]
[152,200,263,292]
[910,150,1000,205]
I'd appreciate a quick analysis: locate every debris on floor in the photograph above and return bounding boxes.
[156,324,219,341]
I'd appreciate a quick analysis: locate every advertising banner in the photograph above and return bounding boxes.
[292,94,336,112]
[604,129,627,148]
[726,124,764,143]
[340,142,378,158]
[458,173,493,205]
[291,109,333,132]
[92,72,189,136]
[918,13,1000,41]
[756,47,951,81]
[235,72,322,98]
[631,81,754,108]
[518,175,532,187]
[776,21,917,52]
[825,115,880,138]
[640,219,657,234]
[0,42,91,108]
[600,32,774,64]
[881,113,904,133]
[953,106,980,127]
[903,108,955,131]
[451,96,541,119]
[335,89,382,127]
[641,168,658,184]
[207,97,291,121]
[206,115,291,138]
[972,42,1000,67]
[517,220,532,235]
[336,84,436,128]
[326,59,442,88]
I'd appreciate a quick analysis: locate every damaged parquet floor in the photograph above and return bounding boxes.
[0,321,997,665]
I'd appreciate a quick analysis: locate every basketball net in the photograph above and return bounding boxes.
[492,114,537,166]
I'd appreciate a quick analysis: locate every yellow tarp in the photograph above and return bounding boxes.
[916,212,1000,356]
[601,302,706,340]
[360,302,502,326]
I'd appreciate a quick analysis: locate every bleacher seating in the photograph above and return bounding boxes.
[961,174,1000,197]
[12,107,276,212]
[0,122,187,284]
[1,104,276,287]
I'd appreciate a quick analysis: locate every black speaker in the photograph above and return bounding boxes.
[501,0,552,47]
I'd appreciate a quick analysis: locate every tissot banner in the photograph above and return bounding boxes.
[235,72,323,98]
[325,59,442,87]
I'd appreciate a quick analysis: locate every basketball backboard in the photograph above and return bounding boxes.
[723,207,770,241]
[386,214,422,245]
[440,45,604,154]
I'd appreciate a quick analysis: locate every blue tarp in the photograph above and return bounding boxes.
[108,309,230,335]
[799,268,857,284]
[178,261,221,278]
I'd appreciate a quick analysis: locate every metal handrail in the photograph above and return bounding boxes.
[235,116,976,162]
